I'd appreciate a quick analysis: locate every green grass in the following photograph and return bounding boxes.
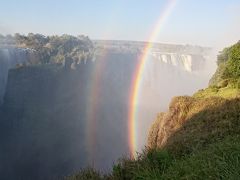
[111,149,173,180]
[65,168,103,180]
[68,135,240,179]
[162,136,240,180]
[68,96,240,180]
[164,97,240,156]
[67,91,240,180]
[113,136,240,180]
[193,86,240,99]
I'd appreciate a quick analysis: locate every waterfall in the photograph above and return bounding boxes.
[170,54,177,66]
[180,54,192,72]
[150,52,199,72]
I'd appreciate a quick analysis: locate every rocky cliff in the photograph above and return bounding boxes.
[0,64,87,179]
[0,34,94,105]
[0,53,135,179]
[0,48,36,104]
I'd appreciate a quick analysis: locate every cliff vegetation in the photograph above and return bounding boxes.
[0,33,94,66]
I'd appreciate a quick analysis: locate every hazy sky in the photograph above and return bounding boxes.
[0,0,240,49]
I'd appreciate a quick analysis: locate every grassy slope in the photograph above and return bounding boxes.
[68,42,240,179]
[107,88,240,180]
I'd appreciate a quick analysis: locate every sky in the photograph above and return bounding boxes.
[0,0,240,49]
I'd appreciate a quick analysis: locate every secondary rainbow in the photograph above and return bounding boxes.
[86,49,108,164]
[128,0,178,157]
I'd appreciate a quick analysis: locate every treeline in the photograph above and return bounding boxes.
[0,33,94,66]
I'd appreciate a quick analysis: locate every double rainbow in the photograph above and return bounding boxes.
[128,0,178,157]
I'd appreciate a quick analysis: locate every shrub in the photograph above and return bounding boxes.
[65,168,102,180]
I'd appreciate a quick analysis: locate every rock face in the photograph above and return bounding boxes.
[148,96,196,149]
[0,34,94,105]
[0,48,36,104]
[0,53,135,180]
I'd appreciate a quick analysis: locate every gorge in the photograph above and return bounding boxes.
[0,34,215,179]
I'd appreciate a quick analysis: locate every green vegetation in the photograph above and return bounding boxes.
[193,86,240,99]
[195,41,240,99]
[163,136,240,179]
[209,41,240,86]
[0,33,94,66]
[67,41,240,179]
[67,168,103,180]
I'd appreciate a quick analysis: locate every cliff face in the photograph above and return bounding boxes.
[0,34,94,105]
[0,65,86,179]
[0,53,135,180]
[0,48,37,104]
[0,54,8,105]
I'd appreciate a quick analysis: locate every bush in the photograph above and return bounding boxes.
[210,41,240,86]
[112,149,173,180]
[65,168,102,180]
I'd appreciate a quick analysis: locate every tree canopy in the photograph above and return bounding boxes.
[0,33,94,66]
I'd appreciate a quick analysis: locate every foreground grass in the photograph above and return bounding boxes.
[66,168,103,180]
[68,136,240,179]
[67,94,240,179]
[163,136,240,179]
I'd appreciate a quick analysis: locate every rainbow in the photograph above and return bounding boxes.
[128,0,178,157]
[86,49,108,164]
